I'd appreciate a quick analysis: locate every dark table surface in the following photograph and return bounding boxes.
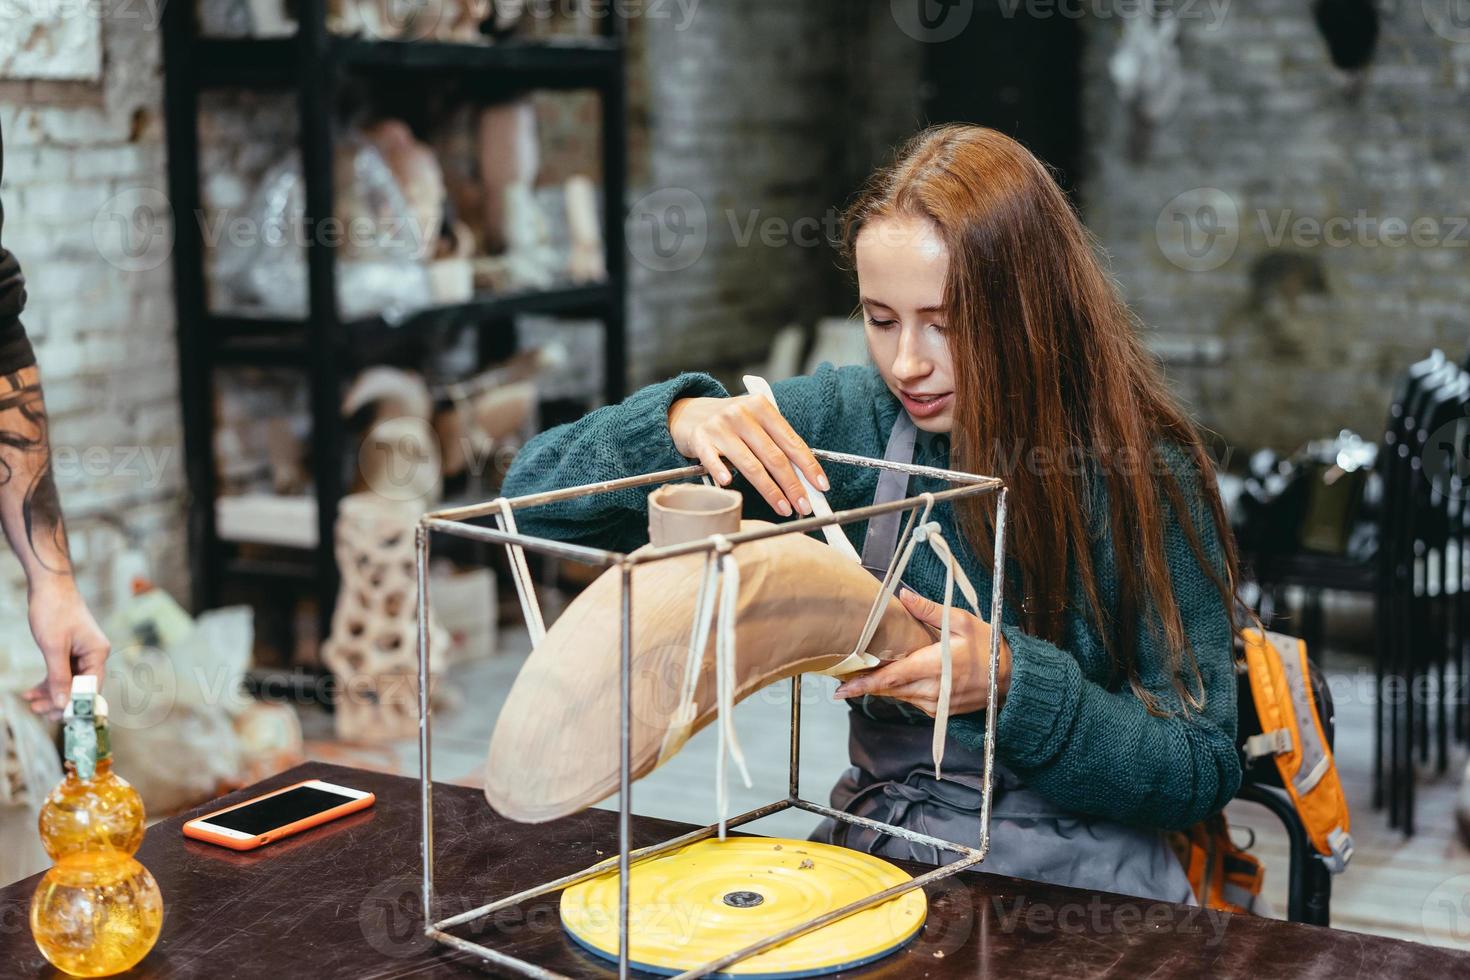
[1,761,1464,978]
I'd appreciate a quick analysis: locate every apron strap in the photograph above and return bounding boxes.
[860,410,918,575]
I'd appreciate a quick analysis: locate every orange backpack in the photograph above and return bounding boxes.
[1173,627,1353,912]
[1169,814,1267,914]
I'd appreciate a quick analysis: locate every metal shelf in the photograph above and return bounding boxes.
[163,0,628,641]
[346,281,616,335]
[207,282,616,365]
[223,552,318,583]
[337,35,621,81]
[195,35,621,89]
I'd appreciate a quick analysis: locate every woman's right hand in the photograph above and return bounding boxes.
[668,395,829,518]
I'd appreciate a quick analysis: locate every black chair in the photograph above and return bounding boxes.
[1235,656,1336,926]
[1375,353,1469,834]
[1235,350,1470,840]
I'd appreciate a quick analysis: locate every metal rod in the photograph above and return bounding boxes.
[424,481,995,567]
[790,799,983,858]
[426,929,568,980]
[431,796,962,932]
[978,487,1009,858]
[415,455,1011,977]
[432,798,793,932]
[426,451,998,525]
[415,525,435,930]
[618,562,632,980]
[788,675,801,800]
[627,484,997,565]
[421,517,623,566]
[428,464,707,521]
[671,851,988,980]
[811,447,1001,485]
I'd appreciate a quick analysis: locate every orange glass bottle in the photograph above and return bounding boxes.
[30,677,163,977]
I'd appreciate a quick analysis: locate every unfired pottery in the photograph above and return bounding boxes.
[484,520,931,822]
[646,484,742,548]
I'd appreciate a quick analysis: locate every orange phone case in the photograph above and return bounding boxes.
[182,779,376,851]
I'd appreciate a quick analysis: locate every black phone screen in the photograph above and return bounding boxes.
[205,786,356,836]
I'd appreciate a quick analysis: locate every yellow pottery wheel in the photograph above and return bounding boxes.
[559,837,927,977]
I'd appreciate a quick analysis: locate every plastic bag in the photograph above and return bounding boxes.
[0,618,63,885]
[212,137,432,321]
[106,606,255,815]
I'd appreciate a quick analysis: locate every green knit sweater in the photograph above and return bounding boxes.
[502,363,1241,831]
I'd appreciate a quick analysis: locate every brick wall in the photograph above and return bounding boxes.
[0,17,187,615]
[1078,0,1470,452]
[625,1,923,386]
[0,7,925,621]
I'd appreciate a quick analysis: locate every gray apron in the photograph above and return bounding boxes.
[812,411,1196,906]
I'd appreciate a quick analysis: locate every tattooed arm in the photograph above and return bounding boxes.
[0,121,109,714]
[0,368,109,716]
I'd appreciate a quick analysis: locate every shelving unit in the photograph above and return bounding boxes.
[161,1,627,657]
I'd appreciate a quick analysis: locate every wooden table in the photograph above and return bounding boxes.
[1,762,1464,978]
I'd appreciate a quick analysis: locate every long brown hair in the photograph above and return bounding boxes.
[842,125,1241,714]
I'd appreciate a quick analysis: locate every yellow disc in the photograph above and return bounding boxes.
[560,837,926,977]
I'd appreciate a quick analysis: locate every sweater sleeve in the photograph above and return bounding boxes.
[501,362,888,553]
[500,372,729,553]
[0,125,37,375]
[949,451,1242,831]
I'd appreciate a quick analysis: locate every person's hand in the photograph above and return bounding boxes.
[668,395,829,518]
[833,588,1011,716]
[22,578,109,718]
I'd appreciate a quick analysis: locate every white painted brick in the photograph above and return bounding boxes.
[20,181,112,222]
[71,144,152,181]
[33,106,131,146]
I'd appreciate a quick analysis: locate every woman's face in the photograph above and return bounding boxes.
[855,214,956,434]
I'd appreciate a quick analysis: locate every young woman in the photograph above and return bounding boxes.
[502,125,1243,903]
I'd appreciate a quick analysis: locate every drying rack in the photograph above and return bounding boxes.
[413,448,1009,978]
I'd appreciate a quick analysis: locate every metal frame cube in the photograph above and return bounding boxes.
[414,448,1009,978]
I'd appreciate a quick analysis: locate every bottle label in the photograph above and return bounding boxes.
[65,717,98,780]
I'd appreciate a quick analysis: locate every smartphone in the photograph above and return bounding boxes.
[182,778,375,851]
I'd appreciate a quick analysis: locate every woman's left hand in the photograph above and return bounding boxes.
[833,588,1011,717]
